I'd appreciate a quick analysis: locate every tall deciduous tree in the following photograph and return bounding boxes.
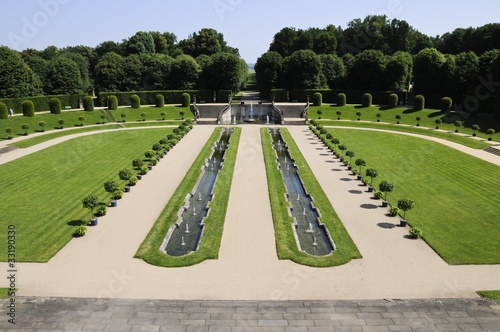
[46,56,82,95]
[0,46,42,98]
[413,48,446,94]
[319,54,346,89]
[207,53,247,91]
[169,54,201,89]
[255,51,283,92]
[283,50,322,89]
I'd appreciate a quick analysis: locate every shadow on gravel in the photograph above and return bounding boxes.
[377,222,396,229]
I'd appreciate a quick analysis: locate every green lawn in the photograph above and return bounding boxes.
[322,128,500,265]
[478,291,500,301]
[0,288,10,298]
[109,106,192,122]
[135,127,241,267]
[309,105,500,142]
[317,120,491,149]
[0,128,176,262]
[261,128,361,266]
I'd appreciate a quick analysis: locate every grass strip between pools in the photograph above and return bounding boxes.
[134,127,241,267]
[478,290,500,301]
[261,127,361,267]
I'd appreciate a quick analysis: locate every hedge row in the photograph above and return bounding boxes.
[98,90,232,107]
[0,94,85,113]
[271,89,403,105]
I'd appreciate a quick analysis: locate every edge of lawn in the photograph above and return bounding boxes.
[478,291,500,301]
[134,127,241,267]
[316,120,492,149]
[261,127,361,267]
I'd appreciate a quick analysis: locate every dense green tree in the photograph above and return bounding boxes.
[413,48,446,94]
[94,52,124,92]
[41,45,59,61]
[478,50,500,77]
[319,54,346,89]
[62,52,91,93]
[26,56,50,93]
[313,30,337,54]
[120,55,144,91]
[206,53,247,91]
[123,31,155,55]
[452,51,479,93]
[95,40,123,57]
[282,50,322,89]
[350,49,386,90]
[141,54,173,90]
[269,27,299,57]
[384,51,413,91]
[195,28,222,56]
[0,46,42,98]
[149,31,170,54]
[385,18,413,53]
[255,51,283,92]
[169,54,201,89]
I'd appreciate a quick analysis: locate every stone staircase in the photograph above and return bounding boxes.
[279,105,305,118]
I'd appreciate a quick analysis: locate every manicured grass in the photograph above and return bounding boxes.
[478,291,500,301]
[317,120,491,149]
[310,105,500,142]
[0,128,175,262]
[135,127,241,267]
[321,128,500,265]
[261,128,361,266]
[0,288,10,298]
[110,106,192,122]
[0,110,106,140]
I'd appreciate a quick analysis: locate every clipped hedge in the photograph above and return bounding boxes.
[338,93,346,106]
[388,93,398,108]
[108,95,118,110]
[0,94,84,113]
[156,94,164,108]
[49,98,61,114]
[313,92,322,106]
[440,97,453,112]
[181,93,190,107]
[0,102,8,119]
[83,96,94,112]
[270,89,288,102]
[362,93,372,107]
[22,100,35,117]
[98,90,232,107]
[414,95,425,111]
[290,89,395,105]
[131,94,141,109]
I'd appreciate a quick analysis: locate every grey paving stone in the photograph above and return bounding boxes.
[57,322,85,330]
[211,314,236,320]
[310,308,335,314]
[286,308,311,314]
[206,320,236,327]
[361,327,391,332]
[101,318,131,325]
[306,327,335,332]
[208,308,236,314]
[258,320,288,327]
[180,320,207,326]
[283,314,306,320]
[81,323,106,331]
[446,317,480,324]
[433,324,459,331]
[261,328,285,332]
[185,327,208,332]
[338,319,366,326]
[387,326,412,332]
[190,314,211,320]
[380,313,404,320]
[364,319,394,326]
[480,323,500,331]
[287,320,314,327]
[231,327,263,332]
[153,319,181,326]
[312,320,341,327]
[457,324,485,331]
[159,327,187,332]
[130,326,161,332]
[235,320,259,327]
[331,326,363,332]
[390,318,423,326]
[358,307,387,314]
[333,307,361,314]
[284,327,308,332]
[331,314,358,321]
[104,324,133,332]
[261,314,285,320]
[158,307,185,313]
[208,327,232,332]
[446,311,472,318]
[356,314,383,320]
[305,315,332,320]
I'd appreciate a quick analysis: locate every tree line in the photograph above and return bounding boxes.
[0,28,248,99]
[256,15,500,97]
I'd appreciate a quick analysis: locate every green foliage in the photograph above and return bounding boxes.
[397,198,415,219]
[98,90,231,106]
[156,94,164,108]
[83,96,94,112]
[128,177,138,186]
[283,50,323,89]
[206,53,248,92]
[38,121,45,129]
[389,207,399,217]
[388,93,398,108]
[413,48,446,94]
[73,225,87,237]
[113,190,123,200]
[362,93,372,107]
[141,112,147,120]
[169,54,201,89]
[409,226,423,238]
[21,123,30,133]
[144,149,156,159]
[493,102,500,119]
[132,158,144,169]
[0,94,82,113]
[95,205,107,217]
[119,168,133,181]
[0,102,7,119]
[313,92,322,106]
[255,51,283,92]
[379,180,395,201]
[355,158,366,173]
[82,194,99,219]
[414,95,425,111]
[46,56,82,95]
[338,93,346,106]
[22,100,35,117]
[440,97,453,112]
[181,93,190,107]
[108,95,118,110]
[49,98,61,114]
[356,111,362,120]
[131,94,140,109]
[104,180,118,194]
[374,191,383,199]
[0,45,42,98]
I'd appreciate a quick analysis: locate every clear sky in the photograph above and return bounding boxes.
[1,0,499,63]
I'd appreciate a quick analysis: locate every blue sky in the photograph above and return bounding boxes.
[1,0,499,63]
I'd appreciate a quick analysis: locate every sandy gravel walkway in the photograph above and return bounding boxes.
[1,125,499,300]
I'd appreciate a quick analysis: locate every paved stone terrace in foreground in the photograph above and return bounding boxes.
[1,297,500,331]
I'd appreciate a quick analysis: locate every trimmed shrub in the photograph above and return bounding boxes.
[73,225,87,237]
[132,158,144,169]
[313,92,322,106]
[0,102,7,119]
[49,98,61,114]
[128,177,138,186]
[131,94,140,109]
[83,96,94,112]
[95,205,107,217]
[337,93,346,106]
[22,100,35,117]
[113,190,123,200]
[414,95,425,111]
[0,94,83,113]
[181,93,190,107]
[156,94,164,108]
[440,97,452,112]
[362,93,372,107]
[108,95,118,110]
[409,227,423,239]
[388,93,398,109]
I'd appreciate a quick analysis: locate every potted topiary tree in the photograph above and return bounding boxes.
[159,138,169,154]
[345,150,355,169]
[180,111,185,120]
[356,111,362,121]
[145,150,156,169]
[355,158,366,180]
[336,110,342,120]
[338,144,347,161]
[415,116,421,126]
[58,119,64,129]
[435,119,441,129]
[121,113,127,122]
[397,198,415,227]
[6,127,13,140]
[119,169,133,192]
[396,114,402,124]
[38,121,46,132]
[471,124,480,137]
[317,109,323,119]
[141,112,147,121]
[82,194,99,226]
[152,143,163,160]
[104,180,119,207]
[379,180,394,207]
[331,138,340,155]
[365,168,378,192]
[79,116,85,126]
[454,121,462,133]
[161,112,166,121]
[101,114,106,124]
[132,158,144,179]
[486,128,495,141]
[21,123,29,136]
[409,226,423,239]
[376,113,381,122]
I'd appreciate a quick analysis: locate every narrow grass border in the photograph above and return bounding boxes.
[317,120,492,149]
[134,127,241,267]
[0,288,10,298]
[261,128,361,267]
[478,291,500,301]
[10,122,185,149]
